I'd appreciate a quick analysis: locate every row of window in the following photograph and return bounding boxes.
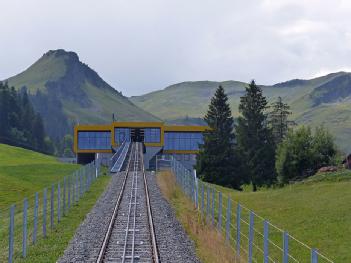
[78,131,111,150]
[114,128,161,143]
[164,132,203,151]
[77,130,203,151]
[144,128,161,143]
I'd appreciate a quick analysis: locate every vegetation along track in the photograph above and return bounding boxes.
[97,142,159,263]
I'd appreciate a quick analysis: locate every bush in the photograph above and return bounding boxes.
[276,126,337,184]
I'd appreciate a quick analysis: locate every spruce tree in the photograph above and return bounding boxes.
[32,113,46,150]
[0,82,50,153]
[236,80,276,191]
[0,82,11,138]
[269,97,295,144]
[196,85,242,189]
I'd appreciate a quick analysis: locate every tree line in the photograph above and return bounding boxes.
[0,82,50,153]
[0,82,75,156]
[196,82,338,191]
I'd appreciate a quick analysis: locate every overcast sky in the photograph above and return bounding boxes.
[1,0,351,96]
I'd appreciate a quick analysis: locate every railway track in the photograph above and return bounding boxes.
[97,142,159,263]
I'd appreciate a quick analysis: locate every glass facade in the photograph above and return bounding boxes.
[78,131,111,150]
[115,127,160,143]
[115,128,131,144]
[164,132,203,151]
[144,128,161,143]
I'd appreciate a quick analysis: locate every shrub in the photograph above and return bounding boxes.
[276,126,337,184]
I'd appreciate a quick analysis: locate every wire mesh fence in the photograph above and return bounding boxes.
[0,160,102,263]
[169,157,334,263]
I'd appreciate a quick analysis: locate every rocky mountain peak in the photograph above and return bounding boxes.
[44,49,79,62]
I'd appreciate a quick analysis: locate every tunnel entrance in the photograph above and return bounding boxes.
[131,128,144,142]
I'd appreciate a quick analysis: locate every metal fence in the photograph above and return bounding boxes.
[0,160,101,263]
[169,158,334,263]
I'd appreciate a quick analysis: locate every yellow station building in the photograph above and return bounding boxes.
[74,121,208,169]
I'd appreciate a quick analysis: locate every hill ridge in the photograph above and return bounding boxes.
[130,71,351,152]
[5,49,159,139]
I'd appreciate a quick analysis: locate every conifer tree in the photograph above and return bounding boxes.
[196,85,242,189]
[0,82,51,153]
[32,113,46,150]
[269,97,295,144]
[236,80,276,191]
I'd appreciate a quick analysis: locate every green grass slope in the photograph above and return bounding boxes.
[0,143,111,262]
[210,170,351,262]
[5,49,159,138]
[131,72,351,152]
[0,143,79,209]
[6,52,67,93]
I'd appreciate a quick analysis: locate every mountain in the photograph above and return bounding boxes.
[5,49,159,139]
[130,72,351,153]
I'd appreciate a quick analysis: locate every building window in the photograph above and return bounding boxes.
[164,132,203,151]
[78,131,111,150]
[115,128,131,144]
[144,128,161,143]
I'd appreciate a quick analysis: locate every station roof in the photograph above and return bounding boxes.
[75,121,209,132]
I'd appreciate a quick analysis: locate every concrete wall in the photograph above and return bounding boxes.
[144,146,162,170]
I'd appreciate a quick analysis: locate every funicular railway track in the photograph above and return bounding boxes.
[97,142,159,263]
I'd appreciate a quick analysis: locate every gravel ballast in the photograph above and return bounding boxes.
[58,170,201,263]
[147,171,201,263]
[58,173,125,263]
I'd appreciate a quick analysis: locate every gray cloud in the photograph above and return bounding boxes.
[1,0,351,95]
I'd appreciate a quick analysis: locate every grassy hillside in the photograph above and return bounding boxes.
[6,52,67,93]
[0,144,111,262]
[6,49,159,139]
[209,170,351,262]
[131,72,351,152]
[0,143,79,209]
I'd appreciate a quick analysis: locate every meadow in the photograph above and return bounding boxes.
[0,144,111,262]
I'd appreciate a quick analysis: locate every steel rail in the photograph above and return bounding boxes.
[96,142,159,263]
[131,143,139,261]
[141,144,160,263]
[96,143,134,263]
[121,143,139,262]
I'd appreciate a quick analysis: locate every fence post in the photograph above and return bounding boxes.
[88,165,91,189]
[264,220,269,263]
[194,176,198,209]
[248,211,254,263]
[43,188,47,237]
[63,177,66,215]
[212,188,215,226]
[236,204,241,258]
[201,183,204,216]
[9,205,15,263]
[72,174,75,205]
[74,172,77,203]
[68,176,71,210]
[95,159,98,178]
[76,172,79,202]
[283,231,289,263]
[58,182,61,223]
[225,198,231,242]
[33,192,38,244]
[206,186,210,219]
[51,184,54,229]
[218,191,222,231]
[84,166,87,193]
[22,199,28,258]
[79,170,82,198]
[311,248,318,263]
